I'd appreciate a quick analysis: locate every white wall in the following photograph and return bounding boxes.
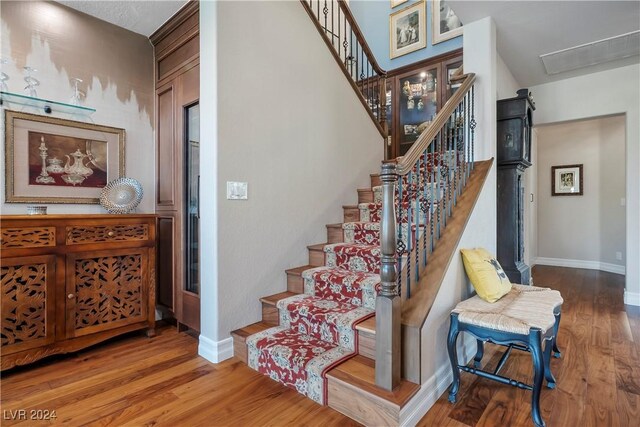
[0,1,155,214]
[198,0,384,358]
[530,64,639,306]
[403,17,499,423]
[535,116,626,273]
[496,54,520,100]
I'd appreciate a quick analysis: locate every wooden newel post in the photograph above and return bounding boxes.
[375,162,401,391]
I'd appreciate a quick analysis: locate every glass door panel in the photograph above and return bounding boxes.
[185,103,200,295]
[398,67,438,156]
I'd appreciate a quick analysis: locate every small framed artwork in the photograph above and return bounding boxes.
[432,0,463,45]
[391,0,408,8]
[390,1,426,59]
[552,164,583,196]
[4,110,125,204]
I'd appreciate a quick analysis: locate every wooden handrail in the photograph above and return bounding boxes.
[336,0,386,77]
[396,73,476,175]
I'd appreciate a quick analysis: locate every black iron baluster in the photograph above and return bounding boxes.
[470,85,476,168]
[323,0,328,34]
[406,170,413,298]
[430,141,436,251]
[331,0,334,48]
[337,6,340,52]
[396,176,404,297]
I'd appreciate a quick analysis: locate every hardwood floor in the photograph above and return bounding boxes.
[0,324,359,426]
[419,265,640,427]
[1,266,636,426]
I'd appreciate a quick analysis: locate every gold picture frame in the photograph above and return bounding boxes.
[432,0,463,45]
[390,1,427,59]
[391,0,409,8]
[4,110,125,204]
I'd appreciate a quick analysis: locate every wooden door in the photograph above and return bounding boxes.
[0,255,56,355]
[65,248,149,338]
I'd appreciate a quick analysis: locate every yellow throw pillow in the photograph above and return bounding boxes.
[460,248,512,303]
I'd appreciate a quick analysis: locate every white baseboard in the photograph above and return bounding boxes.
[624,291,640,307]
[533,257,625,275]
[400,335,477,427]
[198,335,234,363]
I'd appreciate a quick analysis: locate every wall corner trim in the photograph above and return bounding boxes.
[399,334,476,426]
[533,257,626,276]
[198,335,233,363]
[624,291,640,307]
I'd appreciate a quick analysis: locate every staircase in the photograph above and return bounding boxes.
[231,1,493,425]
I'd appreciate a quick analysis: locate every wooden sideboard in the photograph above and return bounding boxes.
[0,214,156,370]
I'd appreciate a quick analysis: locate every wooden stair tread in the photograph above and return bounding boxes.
[230,322,273,341]
[260,291,297,306]
[307,243,327,250]
[326,223,343,228]
[327,355,420,407]
[285,265,314,276]
[355,317,376,334]
[342,204,359,209]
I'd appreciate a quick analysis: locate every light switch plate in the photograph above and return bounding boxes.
[616,251,623,261]
[227,181,248,200]
[621,198,626,207]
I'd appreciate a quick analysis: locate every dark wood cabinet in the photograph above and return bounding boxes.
[0,215,156,370]
[496,89,535,284]
[386,49,462,158]
[150,1,200,332]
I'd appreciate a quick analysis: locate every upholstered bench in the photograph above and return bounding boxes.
[447,284,563,427]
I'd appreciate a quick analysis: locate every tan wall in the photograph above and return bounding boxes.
[1,1,154,213]
[199,0,384,343]
[536,115,626,268]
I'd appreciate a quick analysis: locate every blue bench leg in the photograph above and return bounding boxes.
[530,329,546,427]
[543,339,556,389]
[473,339,484,368]
[552,310,562,358]
[447,314,461,403]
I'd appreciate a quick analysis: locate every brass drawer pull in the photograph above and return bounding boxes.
[68,293,75,299]
[107,231,115,237]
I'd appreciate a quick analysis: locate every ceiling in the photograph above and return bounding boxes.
[450,1,640,87]
[57,0,188,37]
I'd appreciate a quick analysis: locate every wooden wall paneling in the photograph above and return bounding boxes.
[152,1,200,332]
[157,82,177,207]
[157,215,176,311]
[158,35,200,82]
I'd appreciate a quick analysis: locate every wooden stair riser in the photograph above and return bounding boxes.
[370,174,381,187]
[343,205,361,222]
[286,272,303,294]
[261,303,279,326]
[326,224,345,244]
[308,244,326,267]
[357,188,374,204]
[357,330,375,360]
[326,356,419,426]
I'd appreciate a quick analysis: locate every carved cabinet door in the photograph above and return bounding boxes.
[65,248,149,338]
[1,255,56,355]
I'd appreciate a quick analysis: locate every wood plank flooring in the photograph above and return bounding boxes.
[0,325,359,426]
[1,265,636,426]
[419,265,639,427]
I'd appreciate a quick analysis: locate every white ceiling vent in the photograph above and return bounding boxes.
[540,31,640,75]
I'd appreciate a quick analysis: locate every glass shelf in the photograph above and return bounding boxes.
[0,91,95,115]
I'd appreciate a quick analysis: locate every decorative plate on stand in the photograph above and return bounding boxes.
[100,177,143,214]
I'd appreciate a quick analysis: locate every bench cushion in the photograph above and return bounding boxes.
[452,284,563,335]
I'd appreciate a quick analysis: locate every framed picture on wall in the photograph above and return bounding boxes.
[432,0,463,45]
[552,164,583,196]
[391,0,409,8]
[390,1,426,59]
[4,110,125,204]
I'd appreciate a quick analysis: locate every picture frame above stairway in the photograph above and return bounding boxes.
[389,1,426,59]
